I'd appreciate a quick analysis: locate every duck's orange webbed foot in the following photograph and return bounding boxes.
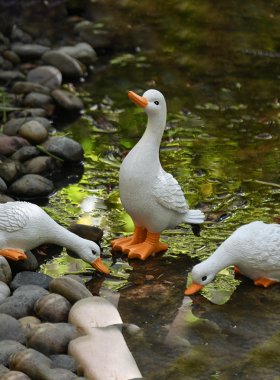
[234,267,242,274]
[0,249,27,261]
[124,232,168,260]
[111,226,147,252]
[253,278,278,287]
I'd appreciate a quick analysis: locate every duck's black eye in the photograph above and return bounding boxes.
[202,276,207,281]
[154,101,159,105]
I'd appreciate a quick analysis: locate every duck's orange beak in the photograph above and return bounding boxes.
[91,257,110,274]
[184,282,204,295]
[128,91,148,108]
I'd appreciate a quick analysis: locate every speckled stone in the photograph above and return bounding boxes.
[27,322,80,356]
[0,340,26,366]
[34,293,71,322]
[19,121,48,144]
[0,314,26,343]
[49,277,93,304]
[10,272,52,291]
[0,160,22,183]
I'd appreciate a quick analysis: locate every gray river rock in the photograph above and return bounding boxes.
[27,66,62,89]
[9,174,54,197]
[10,272,52,291]
[21,156,60,175]
[12,81,51,96]
[0,160,22,183]
[11,44,50,59]
[0,314,26,343]
[42,51,83,77]
[0,256,12,284]
[3,117,52,135]
[0,340,26,366]
[24,92,54,109]
[52,89,84,111]
[58,43,97,65]
[47,136,84,162]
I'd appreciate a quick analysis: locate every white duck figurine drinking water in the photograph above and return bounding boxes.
[185,221,280,295]
[0,201,109,274]
[111,89,204,260]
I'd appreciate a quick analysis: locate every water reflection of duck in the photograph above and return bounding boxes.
[0,201,109,274]
[185,221,280,295]
[111,89,204,260]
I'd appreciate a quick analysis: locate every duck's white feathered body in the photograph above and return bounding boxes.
[112,89,204,260]
[119,89,204,233]
[0,201,109,273]
[185,221,280,295]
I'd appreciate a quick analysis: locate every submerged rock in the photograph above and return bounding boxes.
[27,66,62,89]
[42,51,83,77]
[9,174,54,197]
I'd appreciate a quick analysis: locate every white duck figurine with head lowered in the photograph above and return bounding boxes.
[0,201,110,274]
[111,89,205,260]
[185,221,280,296]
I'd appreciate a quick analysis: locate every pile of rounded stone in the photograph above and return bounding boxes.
[0,25,97,201]
[0,270,97,380]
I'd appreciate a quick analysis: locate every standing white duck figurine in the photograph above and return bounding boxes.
[111,89,204,260]
[0,201,109,274]
[185,221,280,295]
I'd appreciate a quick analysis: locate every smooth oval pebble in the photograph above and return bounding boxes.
[0,160,22,183]
[0,314,26,343]
[27,65,62,89]
[52,89,84,111]
[0,281,11,302]
[9,174,54,197]
[0,340,26,366]
[42,51,83,77]
[47,136,84,162]
[49,277,93,304]
[0,256,12,284]
[10,272,52,291]
[11,146,40,163]
[34,293,71,322]
[27,323,80,356]
[19,121,48,144]
[0,136,30,156]
[18,316,41,336]
[22,156,60,175]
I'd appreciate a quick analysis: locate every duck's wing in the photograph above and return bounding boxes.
[153,170,189,213]
[0,202,31,232]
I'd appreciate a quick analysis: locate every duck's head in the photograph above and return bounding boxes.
[184,261,217,295]
[82,240,110,274]
[128,89,166,119]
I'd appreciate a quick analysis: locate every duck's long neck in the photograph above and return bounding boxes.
[47,223,87,254]
[139,111,166,151]
[202,243,235,275]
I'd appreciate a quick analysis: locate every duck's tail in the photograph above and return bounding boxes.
[184,209,205,224]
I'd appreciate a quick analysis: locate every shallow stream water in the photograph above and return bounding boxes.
[9,0,280,378]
